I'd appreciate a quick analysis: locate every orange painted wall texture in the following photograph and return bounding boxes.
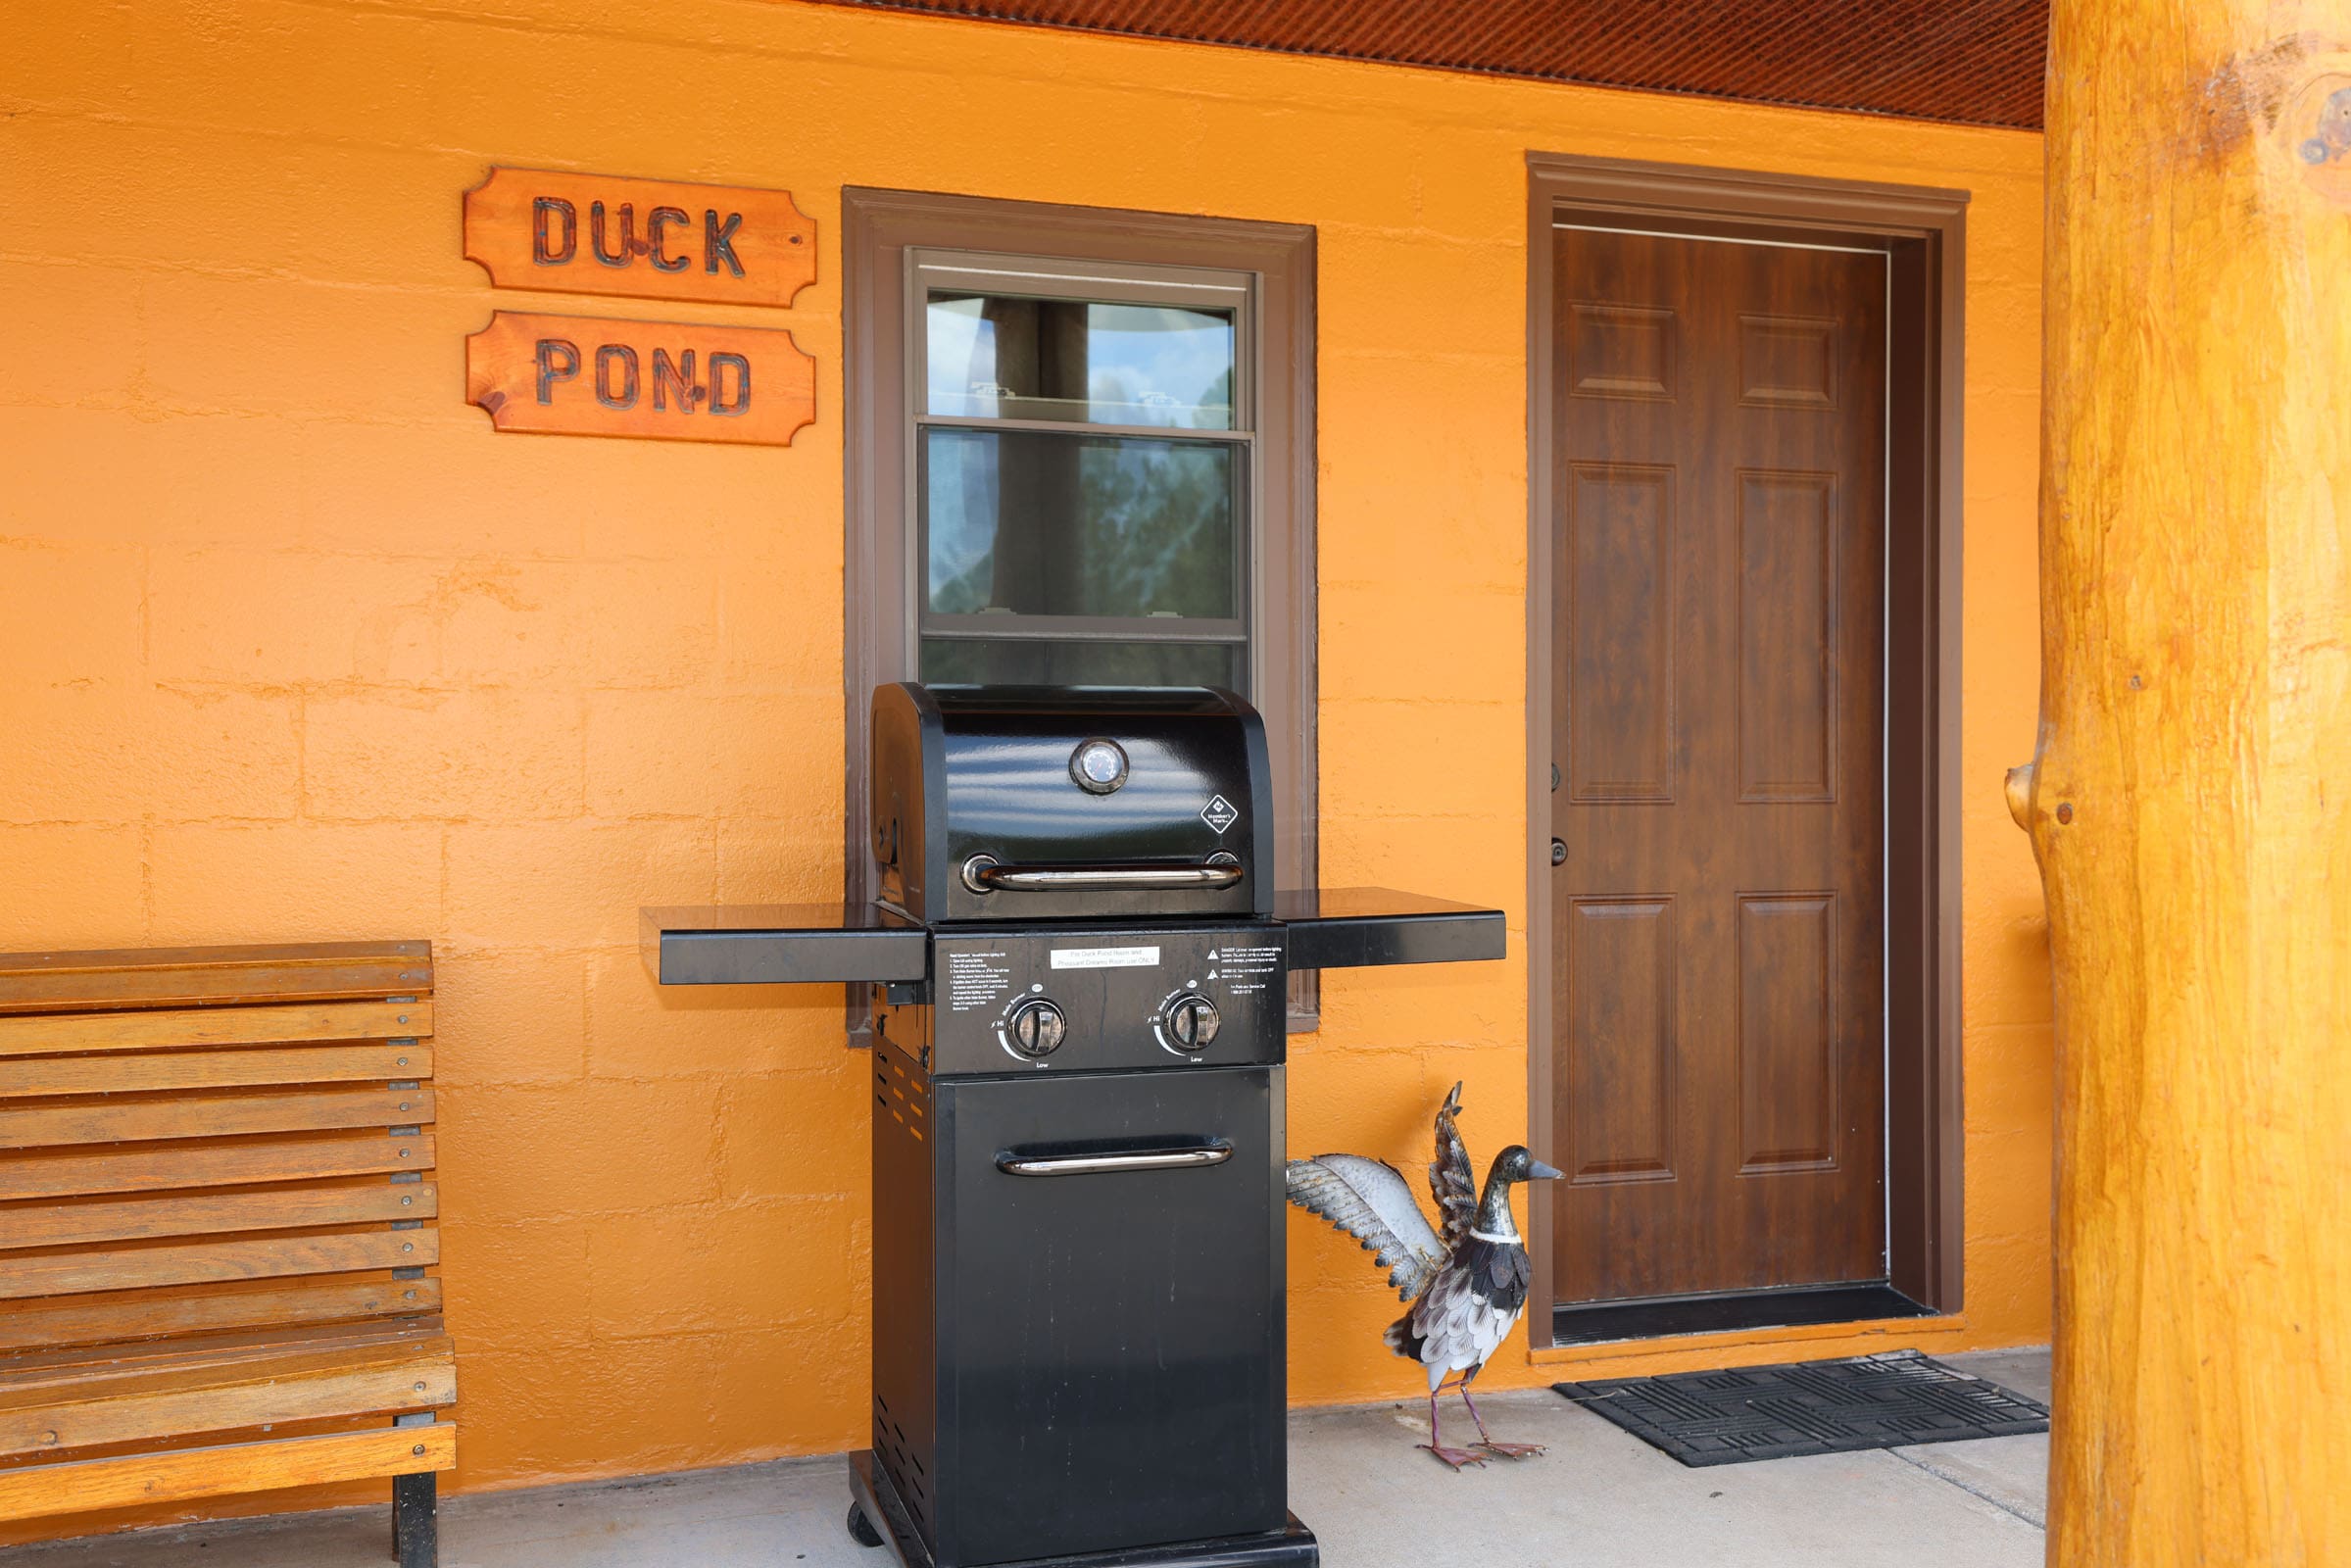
[0,0,2052,1532]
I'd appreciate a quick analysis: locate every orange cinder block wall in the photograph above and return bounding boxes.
[0,0,2052,1534]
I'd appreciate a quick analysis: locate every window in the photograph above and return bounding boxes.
[844,190,1318,1025]
[912,256,1252,688]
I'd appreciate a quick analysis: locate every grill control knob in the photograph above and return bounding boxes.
[1163,994,1221,1053]
[1007,999,1067,1058]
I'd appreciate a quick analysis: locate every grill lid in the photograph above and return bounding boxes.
[869,683,1273,925]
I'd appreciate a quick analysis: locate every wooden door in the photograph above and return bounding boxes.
[1548,226,1886,1304]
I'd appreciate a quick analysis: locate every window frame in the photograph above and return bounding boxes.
[843,188,1320,1032]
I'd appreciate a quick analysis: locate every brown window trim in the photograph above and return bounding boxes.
[1523,153,1969,1335]
[842,188,1320,1035]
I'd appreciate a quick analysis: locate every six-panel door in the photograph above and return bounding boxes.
[1549,225,1889,1304]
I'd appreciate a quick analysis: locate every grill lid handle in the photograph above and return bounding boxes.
[997,1144,1234,1177]
[960,854,1243,894]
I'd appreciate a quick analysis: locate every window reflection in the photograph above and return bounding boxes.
[926,294,1236,429]
[924,428,1238,620]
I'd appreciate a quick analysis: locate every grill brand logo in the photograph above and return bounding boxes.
[1200,795,1240,834]
[463,168,817,308]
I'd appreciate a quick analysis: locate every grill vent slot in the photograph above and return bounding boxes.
[872,1393,932,1537]
[875,1053,930,1141]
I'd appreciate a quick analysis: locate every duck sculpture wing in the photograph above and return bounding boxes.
[1285,1153,1447,1301]
[1428,1082,1479,1250]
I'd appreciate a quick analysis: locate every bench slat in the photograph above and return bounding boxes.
[0,1230,441,1302]
[0,1421,456,1520]
[0,941,426,978]
[0,1183,438,1252]
[0,1044,431,1099]
[0,945,432,1016]
[0,1002,430,1060]
[0,1088,434,1151]
[1,1321,443,1393]
[0,1279,442,1354]
[0,1132,434,1200]
[0,1336,455,1454]
[0,1332,449,1413]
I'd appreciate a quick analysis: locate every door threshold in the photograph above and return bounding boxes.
[1550,1283,1933,1347]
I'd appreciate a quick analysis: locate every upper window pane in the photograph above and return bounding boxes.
[926,293,1236,429]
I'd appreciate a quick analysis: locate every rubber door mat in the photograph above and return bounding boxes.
[1553,1350,2048,1466]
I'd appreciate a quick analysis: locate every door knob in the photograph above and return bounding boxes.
[1549,838,1567,865]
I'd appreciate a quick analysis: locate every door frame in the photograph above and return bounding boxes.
[1523,152,1969,1344]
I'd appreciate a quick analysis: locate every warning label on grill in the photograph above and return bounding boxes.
[1200,795,1239,833]
[1210,943,1283,997]
[944,950,1012,1013]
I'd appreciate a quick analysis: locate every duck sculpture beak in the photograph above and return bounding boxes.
[1528,1158,1565,1181]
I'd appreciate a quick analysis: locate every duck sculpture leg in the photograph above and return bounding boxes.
[1284,1083,1563,1473]
[1423,1369,1488,1470]
[1458,1365,1546,1460]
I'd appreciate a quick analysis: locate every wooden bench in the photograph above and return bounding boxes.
[0,941,455,1566]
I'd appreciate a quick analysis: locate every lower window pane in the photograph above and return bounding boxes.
[919,637,1243,689]
[924,427,1239,619]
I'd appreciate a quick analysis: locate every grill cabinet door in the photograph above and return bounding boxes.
[933,1066,1285,1565]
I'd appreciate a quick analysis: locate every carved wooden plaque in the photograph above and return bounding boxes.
[463,168,817,308]
[465,312,816,447]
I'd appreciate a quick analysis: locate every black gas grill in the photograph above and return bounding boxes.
[642,683,1503,1568]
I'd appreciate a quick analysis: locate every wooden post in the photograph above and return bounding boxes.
[2023,5,2351,1562]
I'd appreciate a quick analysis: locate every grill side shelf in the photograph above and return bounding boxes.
[1275,888,1506,971]
[639,906,930,986]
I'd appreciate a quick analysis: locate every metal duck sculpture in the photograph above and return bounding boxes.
[1286,1083,1563,1468]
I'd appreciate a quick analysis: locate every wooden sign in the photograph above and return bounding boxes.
[465,312,815,447]
[463,168,816,308]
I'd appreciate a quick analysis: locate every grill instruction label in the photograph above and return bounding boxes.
[944,950,1012,1012]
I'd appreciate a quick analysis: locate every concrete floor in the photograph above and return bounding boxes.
[5,1349,2050,1568]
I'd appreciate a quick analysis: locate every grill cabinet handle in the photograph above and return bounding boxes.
[996,1144,1234,1178]
[961,854,1243,894]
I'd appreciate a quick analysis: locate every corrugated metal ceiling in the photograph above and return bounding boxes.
[823,0,2049,130]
